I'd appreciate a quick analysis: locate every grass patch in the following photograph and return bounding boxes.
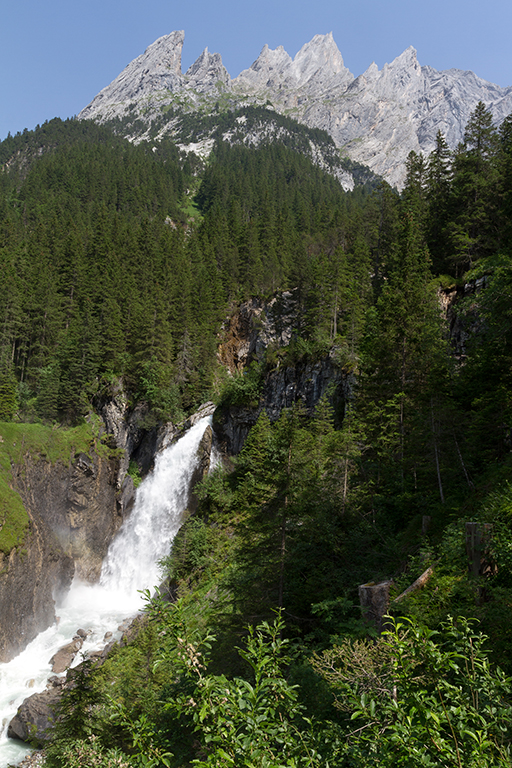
[0,472,29,555]
[0,421,93,465]
[180,195,202,221]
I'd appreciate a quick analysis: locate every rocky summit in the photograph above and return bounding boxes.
[80,31,512,187]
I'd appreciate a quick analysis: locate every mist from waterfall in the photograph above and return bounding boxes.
[0,416,212,767]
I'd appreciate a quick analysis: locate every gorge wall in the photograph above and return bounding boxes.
[0,449,121,663]
[214,291,351,454]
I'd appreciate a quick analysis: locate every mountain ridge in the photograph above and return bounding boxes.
[81,31,512,187]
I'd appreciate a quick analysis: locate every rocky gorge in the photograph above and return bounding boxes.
[0,408,217,759]
[0,285,354,755]
[0,447,120,664]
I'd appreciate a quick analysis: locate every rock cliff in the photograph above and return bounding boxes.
[214,292,351,454]
[0,449,120,663]
[214,355,349,456]
[79,30,230,125]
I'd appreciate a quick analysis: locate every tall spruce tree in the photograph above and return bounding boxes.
[358,204,448,514]
[426,131,453,273]
[449,101,499,272]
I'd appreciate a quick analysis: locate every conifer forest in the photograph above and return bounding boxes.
[2,102,512,766]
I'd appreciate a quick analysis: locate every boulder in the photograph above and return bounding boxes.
[8,687,61,746]
[49,636,83,674]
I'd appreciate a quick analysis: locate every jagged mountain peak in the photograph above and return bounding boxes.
[381,45,421,83]
[185,47,229,91]
[141,30,185,75]
[239,43,293,86]
[79,30,512,189]
[234,32,353,92]
[80,30,230,122]
[390,45,419,65]
[292,32,347,81]
[293,32,345,75]
[80,30,186,121]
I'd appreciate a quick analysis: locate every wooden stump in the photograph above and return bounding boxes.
[358,581,392,633]
[465,522,494,578]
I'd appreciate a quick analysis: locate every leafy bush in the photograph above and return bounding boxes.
[218,361,263,408]
[146,601,326,767]
[312,615,512,767]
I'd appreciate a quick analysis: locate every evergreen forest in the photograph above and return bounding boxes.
[3,102,512,766]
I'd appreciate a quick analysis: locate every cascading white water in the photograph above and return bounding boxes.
[0,416,212,767]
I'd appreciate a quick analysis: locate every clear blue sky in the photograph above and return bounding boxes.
[1,0,511,140]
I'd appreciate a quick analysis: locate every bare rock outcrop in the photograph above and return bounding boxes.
[80,30,229,124]
[0,450,121,662]
[214,355,349,455]
[214,292,350,455]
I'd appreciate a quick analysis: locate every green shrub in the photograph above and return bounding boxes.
[218,361,263,408]
[312,615,512,767]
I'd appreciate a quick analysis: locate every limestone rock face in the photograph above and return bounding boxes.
[237,40,512,187]
[234,32,353,94]
[80,30,229,123]
[309,47,512,187]
[79,30,512,188]
[186,48,230,93]
[80,31,186,122]
[237,44,293,88]
[217,290,301,374]
[0,450,120,662]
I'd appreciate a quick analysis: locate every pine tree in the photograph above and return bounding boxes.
[426,131,453,273]
[0,361,18,421]
[357,206,448,511]
[498,113,512,252]
[449,101,500,272]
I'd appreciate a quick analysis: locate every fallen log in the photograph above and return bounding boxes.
[393,566,434,603]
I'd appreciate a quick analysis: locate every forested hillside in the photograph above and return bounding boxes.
[3,102,512,766]
[0,113,373,424]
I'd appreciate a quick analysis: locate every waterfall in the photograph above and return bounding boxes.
[0,416,212,767]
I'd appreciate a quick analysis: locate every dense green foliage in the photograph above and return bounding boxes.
[0,115,375,425]
[4,101,512,764]
[43,604,512,767]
